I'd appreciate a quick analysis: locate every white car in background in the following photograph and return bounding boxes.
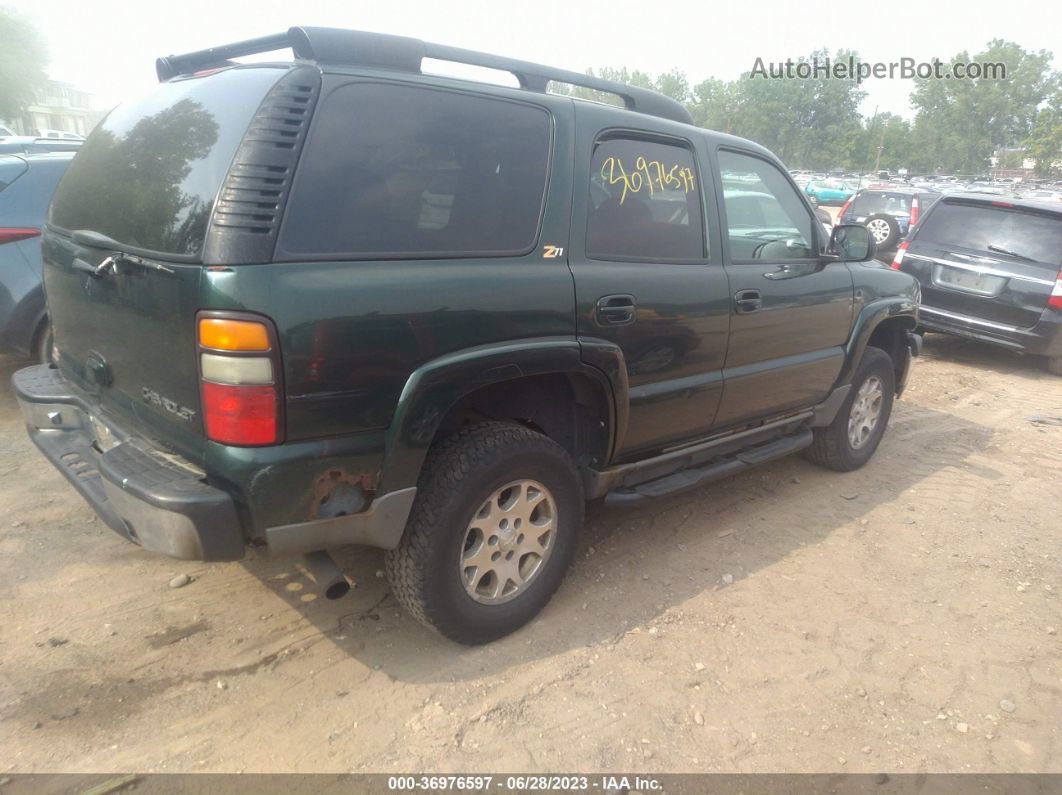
[38,130,85,141]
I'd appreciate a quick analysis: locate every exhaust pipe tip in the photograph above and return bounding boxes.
[301,550,351,600]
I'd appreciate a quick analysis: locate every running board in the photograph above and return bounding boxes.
[604,428,813,508]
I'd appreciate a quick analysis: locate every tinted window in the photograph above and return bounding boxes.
[50,67,284,257]
[851,191,913,215]
[586,137,704,260]
[279,83,551,258]
[917,201,1062,268]
[719,150,814,260]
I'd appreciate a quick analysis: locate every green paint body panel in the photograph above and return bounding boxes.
[33,59,920,552]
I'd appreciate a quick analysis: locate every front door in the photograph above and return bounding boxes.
[569,106,731,460]
[713,148,854,428]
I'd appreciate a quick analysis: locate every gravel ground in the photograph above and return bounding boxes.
[0,335,1059,774]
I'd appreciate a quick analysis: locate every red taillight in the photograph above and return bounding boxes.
[201,382,278,446]
[837,197,853,219]
[0,227,40,245]
[1049,268,1062,310]
[890,241,909,270]
[909,197,920,226]
[197,311,281,446]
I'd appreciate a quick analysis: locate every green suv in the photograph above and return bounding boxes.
[14,27,921,643]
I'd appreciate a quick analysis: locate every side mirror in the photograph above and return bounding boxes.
[828,223,876,261]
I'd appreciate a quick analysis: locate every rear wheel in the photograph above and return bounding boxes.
[805,347,895,472]
[385,421,583,644]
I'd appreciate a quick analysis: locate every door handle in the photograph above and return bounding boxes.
[595,294,637,326]
[734,289,762,314]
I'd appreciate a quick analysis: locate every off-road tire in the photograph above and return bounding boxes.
[385,421,584,645]
[805,347,895,472]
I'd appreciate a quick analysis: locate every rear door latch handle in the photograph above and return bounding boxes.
[734,289,763,313]
[595,294,637,326]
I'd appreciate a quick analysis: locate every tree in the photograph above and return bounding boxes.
[0,8,48,123]
[1024,80,1062,177]
[910,41,1055,173]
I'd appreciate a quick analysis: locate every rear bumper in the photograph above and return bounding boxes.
[14,365,245,561]
[919,305,1062,357]
[14,364,418,561]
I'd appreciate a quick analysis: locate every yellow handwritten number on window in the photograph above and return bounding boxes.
[600,156,695,204]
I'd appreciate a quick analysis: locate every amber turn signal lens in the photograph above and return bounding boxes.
[199,318,270,351]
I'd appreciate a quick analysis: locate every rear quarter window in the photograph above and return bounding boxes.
[277,82,552,259]
[917,201,1062,268]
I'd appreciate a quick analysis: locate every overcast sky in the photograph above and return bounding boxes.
[8,0,1061,119]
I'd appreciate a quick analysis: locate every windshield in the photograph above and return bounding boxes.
[49,66,284,258]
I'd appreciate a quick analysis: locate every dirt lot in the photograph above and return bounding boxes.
[0,336,1059,775]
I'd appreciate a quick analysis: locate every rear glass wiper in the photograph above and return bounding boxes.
[987,244,1038,263]
[71,229,174,273]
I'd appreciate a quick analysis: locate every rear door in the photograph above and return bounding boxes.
[713,148,853,428]
[43,65,300,462]
[569,105,730,459]
[904,198,1062,329]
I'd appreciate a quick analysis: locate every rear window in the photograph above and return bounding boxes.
[49,67,285,258]
[0,157,27,192]
[851,191,912,215]
[277,82,551,259]
[917,201,1062,267]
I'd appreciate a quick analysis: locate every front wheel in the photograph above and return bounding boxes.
[805,347,895,472]
[385,421,584,644]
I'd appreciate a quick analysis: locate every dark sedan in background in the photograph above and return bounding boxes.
[0,152,75,361]
[891,194,1062,375]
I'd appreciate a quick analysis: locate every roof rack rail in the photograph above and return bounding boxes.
[156,26,694,125]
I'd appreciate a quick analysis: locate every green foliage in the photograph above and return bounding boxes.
[1024,82,1062,176]
[577,41,1059,176]
[0,7,48,121]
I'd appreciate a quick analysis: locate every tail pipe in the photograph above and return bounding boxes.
[301,550,351,599]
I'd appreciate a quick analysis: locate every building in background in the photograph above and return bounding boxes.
[4,80,106,138]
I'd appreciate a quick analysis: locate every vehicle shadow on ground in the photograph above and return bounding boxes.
[920,331,1054,379]
[244,400,999,684]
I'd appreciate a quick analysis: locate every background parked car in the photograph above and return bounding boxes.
[0,137,82,155]
[37,130,85,141]
[838,188,942,254]
[891,194,1062,375]
[0,152,75,362]
[804,178,857,206]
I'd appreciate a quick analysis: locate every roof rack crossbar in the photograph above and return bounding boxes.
[155,26,693,125]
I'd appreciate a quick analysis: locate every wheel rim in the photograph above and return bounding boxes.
[459,479,557,605]
[848,375,884,450]
[867,219,891,243]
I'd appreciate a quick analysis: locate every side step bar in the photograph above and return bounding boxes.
[604,428,813,508]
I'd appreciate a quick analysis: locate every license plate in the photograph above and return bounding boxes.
[934,266,1004,295]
